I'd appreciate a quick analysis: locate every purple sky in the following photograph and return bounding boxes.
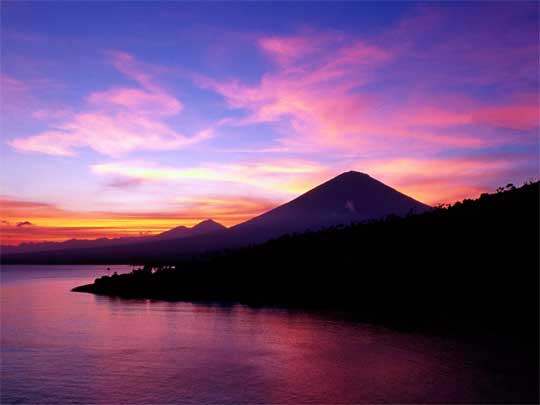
[1,2,538,244]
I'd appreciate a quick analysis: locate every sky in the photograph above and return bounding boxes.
[1,1,538,245]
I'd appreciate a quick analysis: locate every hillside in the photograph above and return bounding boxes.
[231,171,428,241]
[74,181,539,340]
[1,172,428,264]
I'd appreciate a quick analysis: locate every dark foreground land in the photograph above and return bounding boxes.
[74,182,540,402]
[74,182,539,339]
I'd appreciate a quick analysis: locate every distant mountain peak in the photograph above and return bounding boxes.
[194,218,221,226]
[338,170,370,178]
[170,225,188,231]
[155,219,225,240]
[192,219,226,231]
[324,171,373,185]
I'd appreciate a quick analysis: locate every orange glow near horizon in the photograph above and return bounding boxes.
[2,3,537,246]
[0,196,277,245]
[0,177,501,246]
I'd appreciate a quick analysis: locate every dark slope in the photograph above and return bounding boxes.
[73,182,540,404]
[242,171,427,227]
[1,219,226,255]
[74,181,540,335]
[1,172,428,264]
[231,171,428,242]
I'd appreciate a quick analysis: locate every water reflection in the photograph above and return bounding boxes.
[1,265,535,404]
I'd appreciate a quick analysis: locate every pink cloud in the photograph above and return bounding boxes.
[258,36,318,65]
[198,54,482,154]
[11,115,212,157]
[86,87,183,116]
[356,155,533,204]
[379,4,538,91]
[9,52,211,156]
[198,20,538,156]
[10,130,80,156]
[90,153,536,207]
[1,73,26,93]
[106,50,158,91]
[1,73,33,116]
[31,107,72,120]
[397,102,539,135]
[196,33,394,153]
[471,105,539,131]
[91,158,329,199]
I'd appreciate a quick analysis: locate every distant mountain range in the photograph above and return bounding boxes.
[1,219,226,254]
[1,171,429,264]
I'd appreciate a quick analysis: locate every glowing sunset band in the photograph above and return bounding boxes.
[1,3,538,245]
[0,196,275,245]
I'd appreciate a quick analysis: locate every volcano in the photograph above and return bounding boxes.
[232,171,428,240]
[2,172,429,264]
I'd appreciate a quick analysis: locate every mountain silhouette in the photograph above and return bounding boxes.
[153,219,226,241]
[231,171,428,242]
[1,172,429,263]
[1,219,226,254]
[72,181,540,352]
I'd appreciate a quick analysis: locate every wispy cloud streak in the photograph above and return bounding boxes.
[9,51,212,156]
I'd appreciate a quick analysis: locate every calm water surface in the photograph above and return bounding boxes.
[1,265,535,404]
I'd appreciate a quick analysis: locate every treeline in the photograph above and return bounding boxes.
[75,181,539,339]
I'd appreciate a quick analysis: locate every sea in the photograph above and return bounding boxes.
[1,265,536,404]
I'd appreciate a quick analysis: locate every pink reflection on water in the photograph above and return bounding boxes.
[1,266,533,403]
